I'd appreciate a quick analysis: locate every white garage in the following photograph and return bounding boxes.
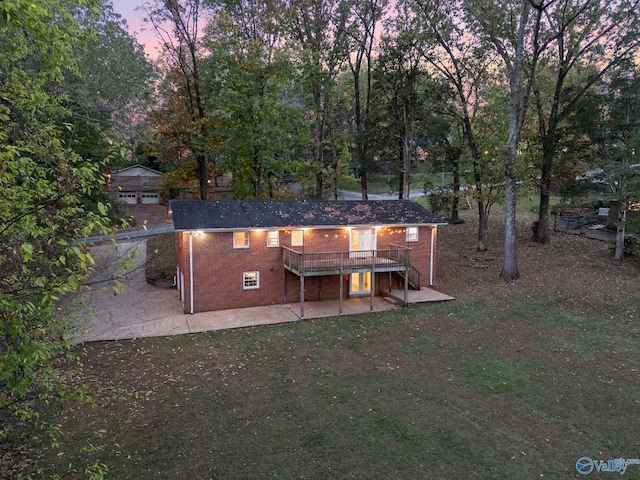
[118,192,138,204]
[141,192,161,204]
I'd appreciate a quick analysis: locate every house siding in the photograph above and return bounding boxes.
[176,225,437,314]
[110,174,163,191]
[109,166,163,204]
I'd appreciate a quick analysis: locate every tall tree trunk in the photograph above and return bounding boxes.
[330,131,339,200]
[500,86,522,279]
[501,172,519,279]
[253,147,261,199]
[360,168,368,200]
[353,79,369,200]
[314,91,327,199]
[451,158,460,222]
[499,0,535,280]
[477,199,488,252]
[614,201,627,260]
[462,116,487,251]
[198,154,207,199]
[533,133,556,243]
[533,82,560,244]
[397,137,404,199]
[533,142,553,243]
[402,102,411,200]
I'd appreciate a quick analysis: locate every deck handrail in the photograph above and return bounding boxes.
[283,246,411,276]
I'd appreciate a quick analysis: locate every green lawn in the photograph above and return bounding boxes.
[14,208,640,479]
[340,166,452,195]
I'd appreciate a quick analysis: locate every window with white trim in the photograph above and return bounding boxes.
[243,271,259,289]
[233,231,250,248]
[291,230,303,247]
[141,176,149,187]
[406,227,419,242]
[266,230,279,247]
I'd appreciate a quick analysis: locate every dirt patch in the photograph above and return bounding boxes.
[145,233,176,285]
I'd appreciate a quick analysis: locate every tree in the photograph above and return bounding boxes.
[282,0,351,199]
[463,0,545,279]
[143,0,212,199]
[202,0,304,199]
[531,0,640,244]
[346,0,388,200]
[66,0,155,163]
[594,63,640,260]
[407,0,497,250]
[374,9,425,200]
[0,0,114,444]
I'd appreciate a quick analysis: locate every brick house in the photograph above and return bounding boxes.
[171,200,446,317]
[108,165,164,204]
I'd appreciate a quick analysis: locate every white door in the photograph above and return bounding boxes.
[350,271,372,295]
[350,228,375,257]
[350,228,375,295]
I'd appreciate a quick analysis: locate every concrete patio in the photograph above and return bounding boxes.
[71,240,454,343]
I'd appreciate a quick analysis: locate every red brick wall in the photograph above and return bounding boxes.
[176,225,439,313]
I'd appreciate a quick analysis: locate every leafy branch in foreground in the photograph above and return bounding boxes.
[0,0,120,459]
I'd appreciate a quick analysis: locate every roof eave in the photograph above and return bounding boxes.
[175,222,446,232]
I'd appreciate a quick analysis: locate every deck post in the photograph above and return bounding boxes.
[370,257,375,312]
[404,267,409,308]
[405,248,410,308]
[300,274,305,319]
[339,269,343,316]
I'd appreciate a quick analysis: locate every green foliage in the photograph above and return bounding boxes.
[623,234,640,257]
[425,186,453,219]
[200,6,306,199]
[0,0,116,448]
[65,1,155,163]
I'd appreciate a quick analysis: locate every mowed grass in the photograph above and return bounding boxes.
[25,207,640,479]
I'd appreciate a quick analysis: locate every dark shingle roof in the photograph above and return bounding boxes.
[171,200,445,231]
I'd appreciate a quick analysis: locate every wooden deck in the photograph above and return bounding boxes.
[282,246,410,277]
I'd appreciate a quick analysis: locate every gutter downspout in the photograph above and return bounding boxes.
[189,231,194,314]
[430,227,435,286]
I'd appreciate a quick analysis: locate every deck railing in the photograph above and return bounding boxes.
[283,246,411,276]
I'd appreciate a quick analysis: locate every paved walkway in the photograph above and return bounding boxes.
[71,240,454,344]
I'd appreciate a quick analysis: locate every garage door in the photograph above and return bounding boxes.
[118,192,137,204]
[141,192,160,204]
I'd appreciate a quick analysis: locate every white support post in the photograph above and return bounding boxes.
[339,270,343,316]
[300,275,305,319]
[370,258,375,312]
[430,227,436,286]
[189,232,194,314]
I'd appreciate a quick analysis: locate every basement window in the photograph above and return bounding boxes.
[243,271,259,289]
[406,227,419,242]
[233,231,250,248]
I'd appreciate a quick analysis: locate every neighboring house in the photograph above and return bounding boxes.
[108,165,164,204]
[171,200,446,317]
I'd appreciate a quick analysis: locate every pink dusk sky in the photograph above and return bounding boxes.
[111,0,159,58]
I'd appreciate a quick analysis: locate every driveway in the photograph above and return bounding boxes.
[70,240,343,343]
[72,240,189,343]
